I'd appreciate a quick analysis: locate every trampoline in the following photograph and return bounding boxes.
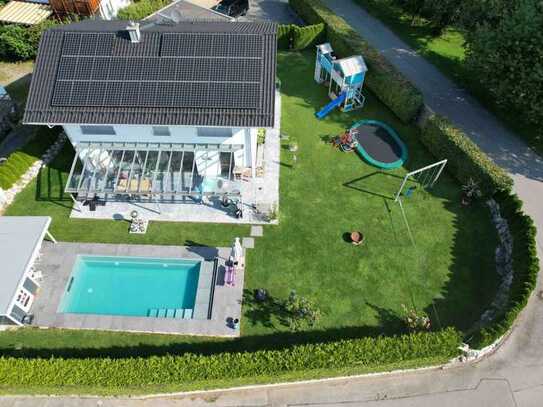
[350,119,408,169]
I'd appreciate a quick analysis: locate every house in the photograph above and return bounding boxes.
[0,217,56,326]
[0,1,52,26]
[48,0,131,20]
[24,20,278,215]
[145,0,233,24]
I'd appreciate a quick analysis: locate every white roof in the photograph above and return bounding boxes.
[317,43,333,54]
[336,55,367,76]
[0,1,52,25]
[0,216,51,314]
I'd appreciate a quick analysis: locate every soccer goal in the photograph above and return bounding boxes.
[394,159,447,202]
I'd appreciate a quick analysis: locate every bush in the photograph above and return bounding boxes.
[277,23,325,50]
[289,0,423,123]
[0,329,461,393]
[117,0,169,20]
[470,191,539,348]
[418,113,513,194]
[0,20,59,61]
[0,127,59,190]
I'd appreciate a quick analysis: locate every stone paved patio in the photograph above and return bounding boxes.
[30,241,244,337]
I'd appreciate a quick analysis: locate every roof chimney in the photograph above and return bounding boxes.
[126,22,141,43]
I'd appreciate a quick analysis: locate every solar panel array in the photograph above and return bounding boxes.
[52,31,264,109]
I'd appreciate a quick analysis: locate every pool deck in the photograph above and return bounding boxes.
[30,242,244,337]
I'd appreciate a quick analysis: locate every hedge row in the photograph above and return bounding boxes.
[289,0,423,123]
[469,192,539,349]
[419,113,513,194]
[117,0,169,20]
[0,328,461,393]
[0,127,59,190]
[278,23,325,50]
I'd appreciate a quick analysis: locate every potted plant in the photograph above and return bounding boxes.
[461,178,482,206]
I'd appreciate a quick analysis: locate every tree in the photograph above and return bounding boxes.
[464,0,543,128]
[0,20,59,61]
[456,0,517,31]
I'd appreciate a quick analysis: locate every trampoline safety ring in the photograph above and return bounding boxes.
[350,119,408,170]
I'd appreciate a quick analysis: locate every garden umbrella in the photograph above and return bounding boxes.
[231,237,243,264]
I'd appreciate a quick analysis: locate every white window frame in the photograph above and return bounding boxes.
[80,125,116,136]
[152,126,171,136]
[197,127,233,138]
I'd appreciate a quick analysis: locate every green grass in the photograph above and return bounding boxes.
[354,0,542,155]
[243,51,498,336]
[0,51,498,355]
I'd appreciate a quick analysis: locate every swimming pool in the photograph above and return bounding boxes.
[58,256,201,318]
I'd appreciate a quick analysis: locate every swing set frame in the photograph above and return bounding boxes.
[394,159,448,203]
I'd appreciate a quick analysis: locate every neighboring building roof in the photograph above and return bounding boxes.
[335,56,367,77]
[24,20,277,128]
[0,1,52,25]
[0,216,51,315]
[145,0,232,24]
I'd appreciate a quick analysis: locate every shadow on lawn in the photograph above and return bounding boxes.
[0,299,409,360]
[34,143,74,209]
[343,171,402,200]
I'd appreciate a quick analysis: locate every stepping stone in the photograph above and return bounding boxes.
[242,237,255,249]
[250,225,263,237]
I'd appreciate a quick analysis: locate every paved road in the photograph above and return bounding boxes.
[2,1,543,406]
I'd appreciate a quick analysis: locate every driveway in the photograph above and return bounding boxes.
[1,1,543,405]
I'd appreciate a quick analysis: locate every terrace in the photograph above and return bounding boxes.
[66,92,281,225]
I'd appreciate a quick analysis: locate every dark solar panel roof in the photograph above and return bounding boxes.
[24,20,277,127]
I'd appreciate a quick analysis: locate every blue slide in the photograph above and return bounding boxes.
[315,92,347,119]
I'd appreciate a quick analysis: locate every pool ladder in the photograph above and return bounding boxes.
[148,308,194,319]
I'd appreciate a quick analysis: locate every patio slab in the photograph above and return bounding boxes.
[251,225,264,237]
[242,237,255,249]
[30,241,244,337]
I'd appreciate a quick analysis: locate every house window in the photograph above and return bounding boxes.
[80,125,116,135]
[152,126,171,136]
[197,127,232,138]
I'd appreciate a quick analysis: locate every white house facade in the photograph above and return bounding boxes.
[62,124,258,179]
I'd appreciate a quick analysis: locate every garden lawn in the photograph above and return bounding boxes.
[0,51,498,353]
[354,0,541,155]
[243,51,499,336]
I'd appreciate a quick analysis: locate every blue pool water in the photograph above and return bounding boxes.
[58,256,201,317]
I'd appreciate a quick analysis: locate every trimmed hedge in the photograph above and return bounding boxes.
[278,23,326,50]
[289,0,423,123]
[419,113,513,194]
[0,329,461,393]
[470,192,539,349]
[0,127,59,190]
[117,0,169,20]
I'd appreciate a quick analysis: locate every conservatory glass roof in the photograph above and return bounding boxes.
[65,142,243,197]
